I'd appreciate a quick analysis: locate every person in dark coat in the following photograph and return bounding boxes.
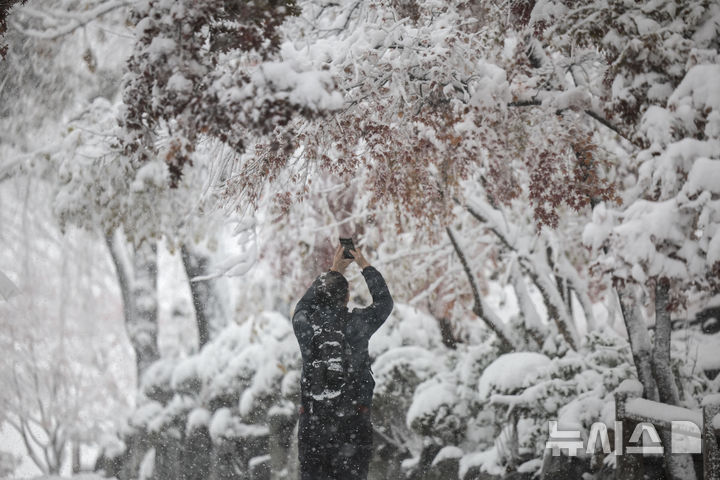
[292,244,394,480]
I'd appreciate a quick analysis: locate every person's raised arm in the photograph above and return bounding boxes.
[351,248,393,336]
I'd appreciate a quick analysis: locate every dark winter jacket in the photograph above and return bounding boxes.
[292,266,394,410]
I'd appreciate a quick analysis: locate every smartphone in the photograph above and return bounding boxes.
[339,237,355,259]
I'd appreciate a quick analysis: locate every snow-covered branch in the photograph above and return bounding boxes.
[12,1,131,40]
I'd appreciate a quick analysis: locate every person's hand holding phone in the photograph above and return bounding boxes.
[330,244,353,274]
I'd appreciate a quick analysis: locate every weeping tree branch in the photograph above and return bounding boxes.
[11,1,130,41]
[462,201,580,350]
[446,227,515,352]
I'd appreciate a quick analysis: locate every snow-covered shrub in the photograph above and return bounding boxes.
[280,368,301,404]
[113,309,301,480]
[147,394,196,434]
[459,445,505,479]
[373,346,440,399]
[168,311,300,415]
[371,345,441,456]
[208,407,270,445]
[369,304,446,358]
[141,357,178,403]
[186,407,212,435]
[407,339,500,448]
[457,342,501,394]
[407,378,465,444]
[128,401,164,433]
[479,327,635,465]
[477,352,552,400]
[171,356,203,396]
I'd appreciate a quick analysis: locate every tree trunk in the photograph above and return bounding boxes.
[181,243,228,349]
[616,284,659,402]
[129,240,160,377]
[509,259,545,350]
[106,231,160,380]
[72,442,81,474]
[653,278,696,480]
[652,278,681,405]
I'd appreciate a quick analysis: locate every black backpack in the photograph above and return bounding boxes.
[305,307,350,406]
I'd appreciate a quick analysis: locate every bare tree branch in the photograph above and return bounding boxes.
[12,0,130,40]
[462,200,579,349]
[446,227,515,352]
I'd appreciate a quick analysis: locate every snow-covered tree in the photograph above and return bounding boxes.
[532,1,720,477]
[0,175,134,475]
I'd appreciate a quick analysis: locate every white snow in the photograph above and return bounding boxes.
[249,454,270,468]
[701,394,720,407]
[372,346,439,397]
[208,407,234,443]
[146,36,176,60]
[167,72,193,92]
[518,458,543,473]
[170,356,200,392]
[668,64,720,113]
[129,401,163,429]
[478,352,551,399]
[208,407,269,443]
[431,445,463,466]
[0,269,20,300]
[543,86,592,111]
[557,394,606,431]
[138,448,155,480]
[186,407,211,433]
[640,105,676,147]
[254,61,343,111]
[131,160,168,193]
[616,379,644,395]
[675,329,720,372]
[625,398,703,427]
[685,158,720,195]
[369,303,445,357]
[459,446,503,478]
[406,380,457,430]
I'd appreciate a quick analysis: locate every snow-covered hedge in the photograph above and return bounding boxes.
[107,305,717,480]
